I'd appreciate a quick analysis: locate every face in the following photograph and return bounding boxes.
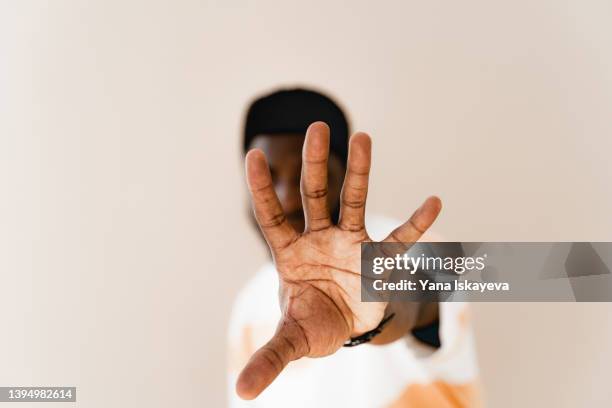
[248,133,345,234]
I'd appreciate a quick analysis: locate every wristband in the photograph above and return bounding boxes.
[343,313,395,347]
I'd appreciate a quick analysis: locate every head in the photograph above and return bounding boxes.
[243,88,350,233]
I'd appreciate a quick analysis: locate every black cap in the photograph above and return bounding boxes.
[243,88,350,163]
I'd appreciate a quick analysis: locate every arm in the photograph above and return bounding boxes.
[372,241,464,346]
[370,301,439,346]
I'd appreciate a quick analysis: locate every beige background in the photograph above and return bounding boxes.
[1,1,611,407]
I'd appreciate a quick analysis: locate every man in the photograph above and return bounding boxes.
[228,88,481,407]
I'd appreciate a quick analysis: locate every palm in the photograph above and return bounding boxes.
[237,122,442,400]
[275,226,386,356]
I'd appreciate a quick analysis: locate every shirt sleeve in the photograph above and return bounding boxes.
[227,266,279,408]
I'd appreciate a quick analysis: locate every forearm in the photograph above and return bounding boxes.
[370,301,439,345]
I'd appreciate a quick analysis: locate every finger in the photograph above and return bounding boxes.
[383,196,442,244]
[301,122,332,231]
[246,149,299,251]
[338,132,371,231]
[236,318,309,400]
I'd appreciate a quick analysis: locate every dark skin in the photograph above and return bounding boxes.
[239,122,441,400]
[249,133,345,233]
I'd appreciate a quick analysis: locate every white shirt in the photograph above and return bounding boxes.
[228,215,482,408]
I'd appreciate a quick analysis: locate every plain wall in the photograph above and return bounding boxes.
[1,1,611,407]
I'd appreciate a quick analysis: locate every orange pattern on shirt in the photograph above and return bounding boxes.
[386,381,482,408]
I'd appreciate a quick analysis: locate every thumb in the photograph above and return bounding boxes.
[236,318,309,400]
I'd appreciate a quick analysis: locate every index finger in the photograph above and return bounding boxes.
[246,149,299,252]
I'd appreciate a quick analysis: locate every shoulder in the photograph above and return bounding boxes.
[228,263,279,340]
[365,213,402,241]
[227,264,281,377]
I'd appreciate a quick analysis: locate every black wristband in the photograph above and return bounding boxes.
[343,313,396,347]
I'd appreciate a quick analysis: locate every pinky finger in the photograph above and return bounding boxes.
[383,196,442,244]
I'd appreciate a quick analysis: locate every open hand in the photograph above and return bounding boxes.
[237,122,442,399]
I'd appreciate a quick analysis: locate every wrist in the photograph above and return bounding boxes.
[369,301,439,345]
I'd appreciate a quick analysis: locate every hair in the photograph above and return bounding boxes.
[243,88,350,164]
